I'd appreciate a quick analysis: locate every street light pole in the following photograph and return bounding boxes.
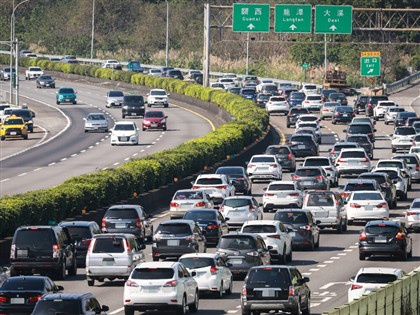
[165,0,169,67]
[246,32,249,76]
[9,0,14,104]
[90,0,95,60]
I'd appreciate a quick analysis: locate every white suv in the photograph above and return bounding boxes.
[246,154,282,182]
[124,261,199,315]
[262,181,303,212]
[191,174,235,197]
[391,126,416,153]
[335,148,371,176]
[146,89,169,108]
[373,100,397,120]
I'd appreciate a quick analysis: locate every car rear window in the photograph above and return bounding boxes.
[251,156,276,163]
[274,212,308,224]
[340,151,366,159]
[395,128,416,135]
[345,183,375,191]
[295,168,321,176]
[14,229,53,249]
[347,136,369,143]
[109,91,124,97]
[399,112,416,118]
[219,236,256,250]
[131,268,174,279]
[356,273,398,283]
[247,268,291,288]
[174,191,203,200]
[290,108,309,114]
[376,161,402,168]
[265,147,290,155]
[394,156,417,165]
[307,95,321,101]
[299,116,318,122]
[223,198,251,207]
[156,223,192,235]
[179,257,215,269]
[105,208,138,219]
[196,178,223,185]
[184,211,216,222]
[92,237,125,253]
[304,159,329,167]
[337,106,353,112]
[352,192,383,200]
[1,278,44,290]
[365,225,399,235]
[65,226,92,240]
[270,97,286,102]
[242,225,277,234]
[306,194,334,206]
[291,92,305,98]
[359,175,386,185]
[348,125,372,133]
[268,183,295,191]
[375,170,398,180]
[411,201,420,208]
[216,167,243,175]
[291,135,313,142]
[33,300,81,314]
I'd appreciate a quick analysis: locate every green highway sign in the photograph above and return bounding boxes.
[301,63,309,69]
[275,4,312,33]
[233,3,270,32]
[360,56,381,77]
[315,5,353,34]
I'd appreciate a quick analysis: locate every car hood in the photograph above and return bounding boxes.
[112,130,136,136]
[144,117,164,122]
[86,120,107,125]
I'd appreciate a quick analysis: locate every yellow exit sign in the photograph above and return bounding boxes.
[361,51,381,57]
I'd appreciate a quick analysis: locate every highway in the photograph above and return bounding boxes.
[36,84,420,315]
[0,78,214,196]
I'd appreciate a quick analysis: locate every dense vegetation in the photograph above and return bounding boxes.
[0,0,419,82]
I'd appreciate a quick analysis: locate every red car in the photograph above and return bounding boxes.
[142,110,167,131]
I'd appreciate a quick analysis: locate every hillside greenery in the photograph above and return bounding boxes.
[0,0,419,84]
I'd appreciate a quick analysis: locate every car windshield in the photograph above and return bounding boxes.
[196,178,223,185]
[11,110,31,118]
[356,273,398,283]
[124,96,143,105]
[59,88,74,94]
[222,198,251,207]
[219,236,255,250]
[114,124,135,131]
[145,111,164,118]
[39,75,52,80]
[274,212,308,224]
[295,168,321,176]
[156,223,191,235]
[307,194,334,206]
[179,257,214,269]
[87,114,106,120]
[265,147,290,155]
[151,90,167,96]
[247,268,291,287]
[106,208,137,219]
[109,91,124,97]
[174,191,203,200]
[304,159,329,166]
[242,225,276,233]
[184,211,216,221]
[92,237,125,253]
[395,128,415,135]
[268,183,295,191]
[340,151,366,159]
[352,192,383,200]
[64,226,92,240]
[33,300,81,314]
[4,119,23,125]
[1,278,44,290]
[251,156,275,163]
[14,230,52,250]
[337,107,353,112]
[216,167,243,176]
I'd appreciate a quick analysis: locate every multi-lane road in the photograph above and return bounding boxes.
[1,76,419,314]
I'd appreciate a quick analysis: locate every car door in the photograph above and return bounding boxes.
[252,197,262,220]
[179,265,195,304]
[216,257,231,290]
[291,268,310,305]
[138,207,151,238]
[278,222,292,254]
[59,229,74,267]
[256,236,270,265]
[401,224,412,254]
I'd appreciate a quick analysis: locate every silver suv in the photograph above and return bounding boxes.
[301,156,339,187]
[106,90,124,108]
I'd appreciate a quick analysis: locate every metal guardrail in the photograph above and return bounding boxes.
[385,71,420,94]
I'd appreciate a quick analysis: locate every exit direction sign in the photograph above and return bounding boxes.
[360,52,381,77]
[315,5,353,34]
[233,3,270,32]
[275,4,312,33]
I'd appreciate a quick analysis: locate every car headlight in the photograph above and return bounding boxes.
[161,119,166,124]
[143,120,150,124]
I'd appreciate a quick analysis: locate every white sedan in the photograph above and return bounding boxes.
[265,96,290,115]
[84,112,109,133]
[179,253,233,298]
[346,191,389,225]
[110,121,139,145]
[302,94,323,111]
[246,154,282,182]
[262,180,303,211]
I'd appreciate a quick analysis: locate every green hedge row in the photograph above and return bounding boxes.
[0,56,269,238]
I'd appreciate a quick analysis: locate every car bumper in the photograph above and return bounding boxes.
[264,198,301,209]
[242,298,299,313]
[249,173,281,180]
[359,243,405,256]
[111,136,138,145]
[10,261,61,273]
[152,246,197,259]
[124,289,181,310]
[85,126,108,131]
[86,266,133,278]
[337,166,371,174]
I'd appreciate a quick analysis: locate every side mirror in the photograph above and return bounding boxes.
[224,217,230,221]
[349,276,355,281]
[373,129,377,132]
[137,243,146,251]
[56,285,64,291]
[263,187,267,191]
[315,220,321,225]
[343,129,347,133]
[83,118,86,121]
[245,161,249,165]
[190,181,194,185]
[31,111,36,118]
[389,134,393,137]
[191,271,197,277]
[101,305,110,312]
[167,93,170,96]
[165,116,168,118]
[267,245,273,250]
[328,148,332,152]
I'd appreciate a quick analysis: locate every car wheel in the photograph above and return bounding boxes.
[163,126,167,131]
[402,191,408,201]
[189,290,199,313]
[281,248,287,264]
[287,247,293,262]
[332,120,336,124]
[22,134,28,140]
[68,257,77,276]
[337,221,343,233]
[393,198,397,209]
[342,221,348,232]
[122,114,126,119]
[287,123,290,128]
[56,262,66,280]
[226,277,233,295]
[142,128,146,131]
[176,295,187,315]
[124,307,135,315]
[400,250,408,261]
[147,103,151,107]
[87,279,95,287]
[0,136,5,141]
[315,236,320,249]
[164,104,168,108]
[385,121,388,125]
[302,297,311,315]
[152,256,159,262]
[242,310,251,315]
[392,147,396,153]
[348,220,353,226]
[359,252,365,261]
[56,101,60,105]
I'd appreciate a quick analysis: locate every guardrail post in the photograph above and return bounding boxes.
[367,291,378,314]
[385,285,394,314]
[393,280,402,315]
[358,295,368,315]
[376,287,386,315]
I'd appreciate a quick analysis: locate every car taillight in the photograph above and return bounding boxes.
[376,203,388,208]
[329,150,335,156]
[216,185,227,189]
[210,266,219,275]
[270,164,277,168]
[52,244,60,259]
[380,182,390,188]
[352,113,355,117]
[289,192,300,197]
[0,296,7,303]
[350,203,362,208]
[417,164,420,171]
[406,211,417,216]
[82,239,92,246]
[219,205,224,211]
[288,286,295,296]
[315,175,323,179]
[207,223,219,230]
[268,234,281,239]
[125,239,131,252]
[377,106,382,109]
[299,225,311,231]
[125,280,139,287]
[10,244,15,259]
[323,108,328,111]
[363,158,369,162]
[359,231,367,241]
[396,232,405,240]
[335,113,340,116]
[368,104,374,109]
[242,286,247,300]
[249,205,256,212]
[287,153,293,160]
[336,158,342,162]
[340,192,350,198]
[163,280,177,287]
[248,164,255,168]
[28,295,42,303]
[170,202,180,208]
[185,235,196,241]
[135,218,142,228]
[351,284,363,290]
[291,175,299,180]
[101,218,106,229]
[194,201,206,207]
[264,193,275,197]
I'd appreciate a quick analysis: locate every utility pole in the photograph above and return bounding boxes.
[165,0,169,67]
[90,0,95,60]
[203,3,210,87]
[246,33,250,76]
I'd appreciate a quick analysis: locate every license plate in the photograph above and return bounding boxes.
[168,240,179,246]
[301,181,313,186]
[151,123,158,127]
[375,236,387,243]
[365,205,374,210]
[46,84,50,86]
[145,287,160,293]
[120,137,128,142]
[11,298,25,304]
[17,249,28,257]
[229,211,242,216]
[297,145,305,149]
[65,99,70,101]
[289,232,296,237]
[131,112,136,115]
[229,259,242,265]
[348,160,359,165]
[343,114,349,117]
[262,289,276,297]
[103,260,114,266]
[256,167,269,171]
[115,223,126,228]
[10,132,16,135]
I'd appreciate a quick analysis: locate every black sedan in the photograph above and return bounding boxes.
[288,134,319,158]
[286,107,309,128]
[215,166,252,195]
[36,75,55,88]
[183,209,229,245]
[332,106,355,124]
[359,220,413,261]
[395,112,417,127]
[0,276,63,314]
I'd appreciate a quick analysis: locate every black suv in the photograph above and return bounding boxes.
[358,173,397,209]
[122,94,145,118]
[331,106,355,124]
[345,134,374,159]
[217,233,271,278]
[395,112,417,127]
[345,122,376,143]
[366,95,389,117]
[32,293,109,315]
[215,166,252,195]
[10,226,77,280]
[341,179,381,201]
[286,107,309,128]
[102,204,153,242]
[241,265,311,315]
[165,69,184,80]
[353,95,369,114]
[265,145,296,171]
[59,221,101,267]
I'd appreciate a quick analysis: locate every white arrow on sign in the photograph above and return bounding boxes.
[247,23,255,30]
[367,69,374,74]
[329,25,337,32]
[289,24,297,31]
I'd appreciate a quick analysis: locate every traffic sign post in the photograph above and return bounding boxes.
[233,3,270,32]
[274,4,312,33]
[360,52,381,77]
[315,5,353,34]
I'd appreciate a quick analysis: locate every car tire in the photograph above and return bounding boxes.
[348,220,353,226]
[142,128,146,131]
[400,250,408,261]
[163,126,167,131]
[332,120,336,125]
[402,191,408,201]
[393,198,397,209]
[87,279,95,287]
[0,136,5,141]
[22,134,28,140]
[56,262,66,280]
[359,252,365,261]
[281,248,287,264]
[176,295,187,315]
[287,248,293,262]
[385,121,388,125]
[68,257,77,276]
[124,307,135,315]
[263,207,269,213]
[152,256,159,262]
[342,221,348,232]
[302,297,311,315]
[392,147,396,153]
[164,104,168,108]
[242,310,251,315]
[122,114,126,119]
[287,123,290,128]
[189,291,199,313]
[226,277,233,295]
[315,236,320,249]
[56,101,60,105]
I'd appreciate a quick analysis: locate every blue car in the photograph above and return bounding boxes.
[240,88,257,101]
[56,87,77,105]
[288,92,305,106]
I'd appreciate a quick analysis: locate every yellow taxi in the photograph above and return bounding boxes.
[0,115,28,140]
